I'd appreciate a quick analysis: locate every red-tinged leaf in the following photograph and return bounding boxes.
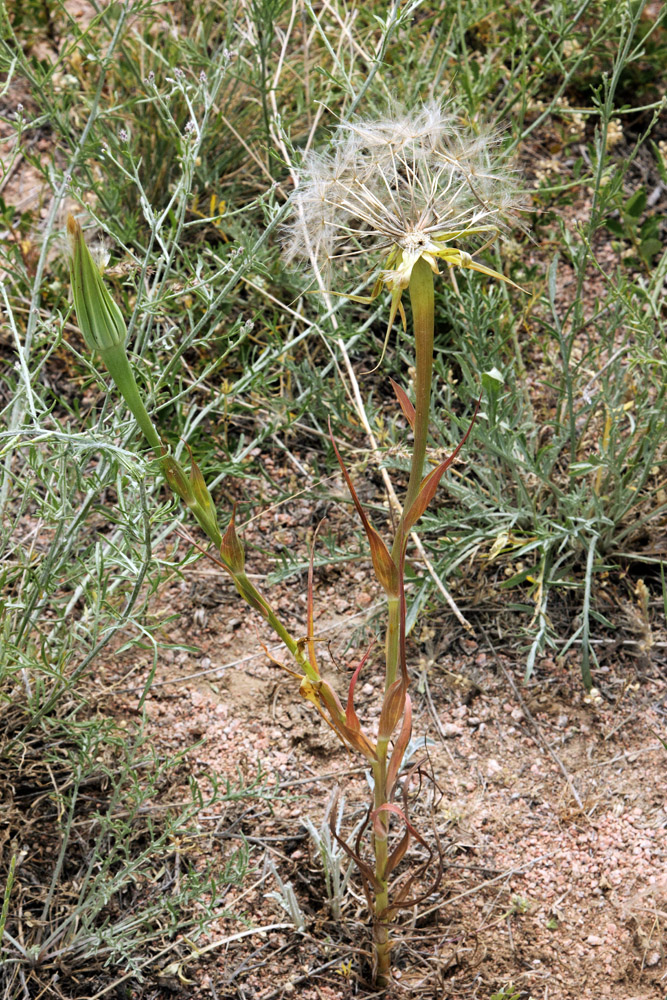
[386,693,413,799]
[308,676,345,722]
[342,724,377,761]
[403,397,480,536]
[329,420,399,596]
[386,827,411,876]
[264,643,378,757]
[367,526,399,597]
[378,678,406,742]
[328,797,384,893]
[300,676,346,738]
[345,643,374,733]
[370,802,407,838]
[220,504,245,573]
[371,803,428,848]
[389,378,415,430]
[305,676,377,760]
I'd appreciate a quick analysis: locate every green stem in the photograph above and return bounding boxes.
[104,346,230,557]
[402,257,435,517]
[373,257,435,986]
[100,345,162,454]
[232,571,312,674]
[101,345,308,678]
[371,751,390,987]
[384,596,400,695]
[385,257,435,692]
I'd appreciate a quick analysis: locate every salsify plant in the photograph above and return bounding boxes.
[67,102,522,988]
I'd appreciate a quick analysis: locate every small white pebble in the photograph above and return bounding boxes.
[441,723,463,738]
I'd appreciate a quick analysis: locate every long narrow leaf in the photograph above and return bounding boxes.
[385,693,413,800]
[389,378,415,430]
[378,678,407,742]
[402,398,480,537]
[329,421,399,596]
[345,643,374,734]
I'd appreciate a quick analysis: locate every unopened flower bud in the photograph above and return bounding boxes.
[67,214,162,453]
[67,214,126,355]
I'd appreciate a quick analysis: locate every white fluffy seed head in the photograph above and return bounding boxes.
[283,101,524,274]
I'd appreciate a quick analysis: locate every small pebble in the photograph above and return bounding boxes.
[441,723,463,738]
